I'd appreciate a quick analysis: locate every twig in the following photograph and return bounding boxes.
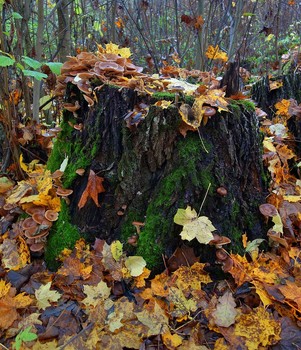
[198,182,211,217]
[197,128,209,154]
[0,342,9,350]
[59,322,95,350]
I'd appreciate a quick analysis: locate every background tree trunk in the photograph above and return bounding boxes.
[47,85,267,269]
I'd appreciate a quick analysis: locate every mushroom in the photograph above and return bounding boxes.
[209,234,231,249]
[22,217,38,231]
[51,170,64,179]
[202,106,216,126]
[216,248,228,261]
[127,235,138,246]
[45,210,59,222]
[30,243,45,253]
[56,187,73,197]
[32,212,46,225]
[25,206,46,216]
[132,221,145,235]
[64,101,80,112]
[216,187,227,197]
[259,203,278,217]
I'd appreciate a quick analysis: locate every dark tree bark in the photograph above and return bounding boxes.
[50,84,267,269]
[252,73,301,157]
[220,61,241,97]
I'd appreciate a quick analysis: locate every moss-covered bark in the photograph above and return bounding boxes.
[46,84,266,270]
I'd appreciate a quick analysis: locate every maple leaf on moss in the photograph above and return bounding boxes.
[174,206,215,244]
[78,170,105,209]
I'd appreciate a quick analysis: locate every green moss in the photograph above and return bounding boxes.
[152,92,194,105]
[45,200,80,270]
[230,227,244,255]
[152,92,176,101]
[135,133,215,268]
[229,99,255,113]
[47,112,101,188]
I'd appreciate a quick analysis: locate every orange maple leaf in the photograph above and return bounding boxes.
[78,170,105,209]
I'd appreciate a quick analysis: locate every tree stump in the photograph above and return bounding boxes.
[46,84,267,270]
[252,73,301,157]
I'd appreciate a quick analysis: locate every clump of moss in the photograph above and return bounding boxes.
[45,200,80,270]
[229,99,255,113]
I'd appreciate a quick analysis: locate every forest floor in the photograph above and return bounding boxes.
[1,46,301,349]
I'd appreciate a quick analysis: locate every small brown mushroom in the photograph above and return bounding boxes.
[222,257,234,272]
[216,248,228,261]
[29,243,44,253]
[56,187,73,197]
[32,213,45,225]
[45,210,59,222]
[25,206,46,216]
[132,221,145,235]
[216,187,227,197]
[22,217,38,230]
[203,106,216,117]
[51,170,64,179]
[127,235,138,246]
[209,234,231,249]
[259,203,278,217]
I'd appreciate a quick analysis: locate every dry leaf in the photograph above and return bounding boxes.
[35,282,62,309]
[212,291,237,327]
[78,170,105,209]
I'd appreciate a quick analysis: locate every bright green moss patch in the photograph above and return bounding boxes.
[45,200,80,270]
[229,99,255,113]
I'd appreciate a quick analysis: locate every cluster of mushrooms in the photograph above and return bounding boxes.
[2,171,73,254]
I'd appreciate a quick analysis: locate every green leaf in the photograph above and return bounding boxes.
[46,62,63,75]
[0,55,15,67]
[39,95,52,110]
[22,56,42,69]
[12,11,23,19]
[21,327,38,342]
[245,239,265,254]
[22,70,47,80]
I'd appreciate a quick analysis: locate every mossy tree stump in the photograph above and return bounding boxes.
[47,84,267,269]
[252,73,301,157]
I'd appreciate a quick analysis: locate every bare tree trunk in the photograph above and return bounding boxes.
[32,0,44,123]
[56,0,71,61]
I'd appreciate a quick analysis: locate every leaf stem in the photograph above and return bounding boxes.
[197,128,209,153]
[198,182,211,216]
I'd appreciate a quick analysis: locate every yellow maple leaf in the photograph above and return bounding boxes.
[162,332,183,348]
[234,305,281,349]
[98,42,132,58]
[0,281,11,298]
[35,282,62,309]
[174,206,215,244]
[205,45,228,62]
[82,280,111,307]
[275,99,291,117]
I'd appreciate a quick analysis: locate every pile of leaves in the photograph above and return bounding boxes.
[1,43,301,349]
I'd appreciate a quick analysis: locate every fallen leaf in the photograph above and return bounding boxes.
[35,282,62,309]
[212,291,237,327]
[78,170,105,209]
[111,240,123,261]
[174,206,215,244]
[125,256,147,277]
[82,280,111,307]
